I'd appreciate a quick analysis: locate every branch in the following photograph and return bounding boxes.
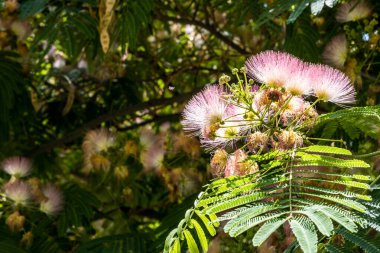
[32,90,200,155]
[156,13,250,55]
[115,113,181,131]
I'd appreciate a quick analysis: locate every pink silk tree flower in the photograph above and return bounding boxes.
[224,149,247,177]
[40,184,64,216]
[336,0,372,23]
[308,64,356,106]
[82,128,115,155]
[201,121,241,150]
[245,50,303,88]
[2,156,32,178]
[284,63,313,96]
[322,34,348,69]
[4,180,31,205]
[182,85,229,139]
[200,103,246,150]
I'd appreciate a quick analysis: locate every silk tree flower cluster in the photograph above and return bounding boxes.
[0,156,63,232]
[182,50,356,177]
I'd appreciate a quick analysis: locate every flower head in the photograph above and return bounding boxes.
[2,156,32,178]
[82,128,115,173]
[280,97,316,126]
[273,130,304,150]
[336,0,372,23]
[284,63,313,96]
[322,34,348,69]
[182,85,230,139]
[140,128,166,172]
[82,128,115,155]
[245,51,303,88]
[4,180,31,205]
[247,132,269,153]
[40,184,64,216]
[224,149,247,177]
[200,103,244,150]
[308,64,355,106]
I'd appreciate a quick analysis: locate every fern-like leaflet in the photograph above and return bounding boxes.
[164,145,378,253]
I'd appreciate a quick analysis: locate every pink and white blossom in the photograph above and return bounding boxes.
[284,64,313,96]
[182,85,230,138]
[322,34,348,69]
[40,184,64,215]
[82,128,115,155]
[308,64,355,106]
[4,180,31,205]
[2,156,32,178]
[336,0,372,23]
[245,51,303,88]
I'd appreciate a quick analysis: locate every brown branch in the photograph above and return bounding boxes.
[156,13,250,55]
[32,90,200,156]
[115,113,181,131]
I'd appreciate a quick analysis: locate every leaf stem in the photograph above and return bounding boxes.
[353,150,380,159]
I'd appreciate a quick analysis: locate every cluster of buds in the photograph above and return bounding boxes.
[182,51,356,178]
[1,156,63,233]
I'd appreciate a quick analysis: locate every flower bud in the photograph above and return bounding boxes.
[210,149,228,176]
[276,130,303,150]
[21,231,33,248]
[224,149,247,177]
[124,140,139,158]
[6,211,25,232]
[122,187,134,202]
[247,132,269,153]
[240,66,247,73]
[238,160,259,176]
[114,165,129,180]
[218,74,231,85]
[90,154,111,171]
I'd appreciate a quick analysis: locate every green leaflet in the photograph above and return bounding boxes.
[207,213,220,227]
[295,192,367,213]
[191,219,208,253]
[324,244,347,253]
[198,177,284,208]
[204,192,268,214]
[289,216,318,253]
[292,169,372,181]
[299,208,333,236]
[252,218,288,246]
[169,239,181,253]
[228,212,288,237]
[183,230,199,253]
[294,199,367,229]
[299,185,372,201]
[224,204,281,233]
[301,145,352,155]
[295,152,370,168]
[164,229,178,253]
[309,205,358,233]
[293,178,371,190]
[337,228,380,253]
[195,210,216,236]
[314,106,380,139]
